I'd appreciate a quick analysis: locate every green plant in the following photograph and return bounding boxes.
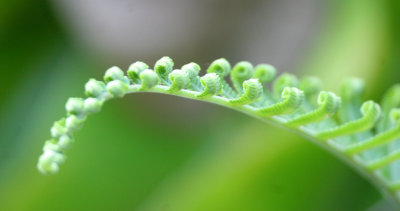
[37,56,400,207]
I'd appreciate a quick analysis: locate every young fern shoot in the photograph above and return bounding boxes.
[38,56,400,206]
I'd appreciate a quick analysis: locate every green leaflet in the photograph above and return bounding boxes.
[37,56,400,206]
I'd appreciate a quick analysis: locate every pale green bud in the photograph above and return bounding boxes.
[43,139,61,152]
[65,98,84,115]
[58,134,73,150]
[65,115,86,132]
[84,98,103,114]
[196,73,222,98]
[128,61,149,83]
[207,58,230,77]
[253,64,276,83]
[50,119,67,139]
[139,69,159,90]
[154,56,174,79]
[37,150,65,175]
[104,66,125,82]
[181,62,201,84]
[107,80,128,97]
[85,79,106,97]
[37,160,59,175]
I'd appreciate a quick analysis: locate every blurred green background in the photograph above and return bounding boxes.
[1,0,400,210]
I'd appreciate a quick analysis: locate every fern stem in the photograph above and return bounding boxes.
[344,125,400,155]
[285,91,340,127]
[367,150,400,171]
[316,101,381,140]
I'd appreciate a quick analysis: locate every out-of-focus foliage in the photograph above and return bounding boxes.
[0,0,400,210]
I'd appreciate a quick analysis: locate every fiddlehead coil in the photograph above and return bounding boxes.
[85,79,106,98]
[139,69,159,90]
[299,77,322,99]
[252,64,276,83]
[229,79,263,105]
[65,98,85,115]
[230,61,253,94]
[84,98,103,114]
[154,56,174,84]
[207,58,231,77]
[256,87,304,116]
[127,61,149,84]
[181,62,201,86]
[272,73,299,97]
[107,80,129,97]
[316,101,381,140]
[168,70,190,92]
[207,58,237,99]
[104,66,125,82]
[285,91,341,127]
[196,73,222,98]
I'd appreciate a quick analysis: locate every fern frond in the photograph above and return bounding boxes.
[37,56,400,206]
